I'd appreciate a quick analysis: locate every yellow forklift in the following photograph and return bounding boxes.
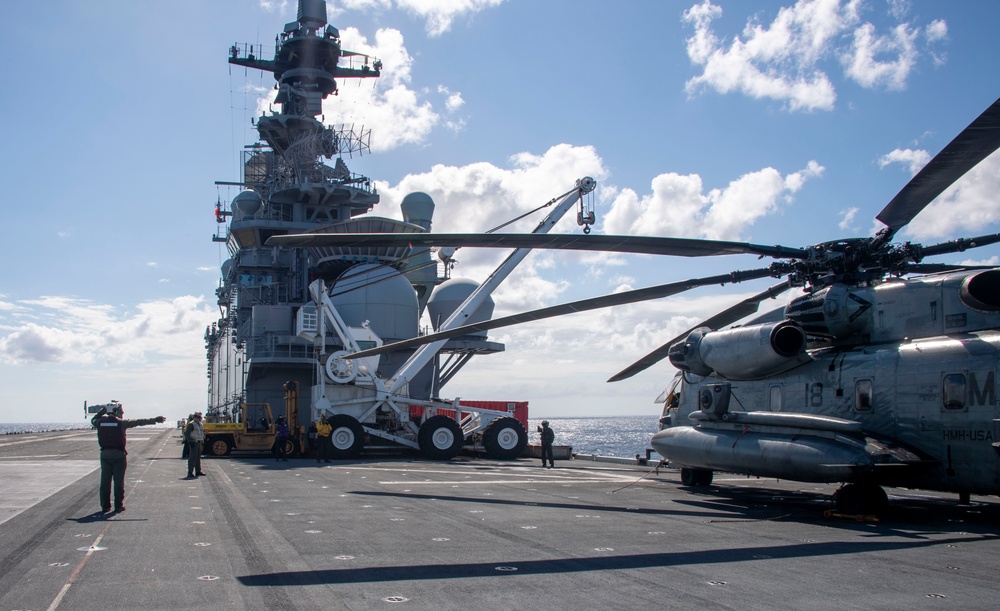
[202,382,304,457]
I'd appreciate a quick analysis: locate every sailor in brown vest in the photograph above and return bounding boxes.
[91,402,165,513]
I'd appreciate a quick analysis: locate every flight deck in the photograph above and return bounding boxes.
[0,428,998,610]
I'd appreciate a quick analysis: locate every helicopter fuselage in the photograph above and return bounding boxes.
[655,269,1000,498]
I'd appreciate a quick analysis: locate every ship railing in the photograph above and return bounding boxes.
[236,284,290,308]
[246,335,313,361]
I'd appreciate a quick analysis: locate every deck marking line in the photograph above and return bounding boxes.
[46,430,173,611]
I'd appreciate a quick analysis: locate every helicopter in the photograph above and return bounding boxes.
[268,96,1000,515]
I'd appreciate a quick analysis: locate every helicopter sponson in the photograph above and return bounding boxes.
[667,320,812,380]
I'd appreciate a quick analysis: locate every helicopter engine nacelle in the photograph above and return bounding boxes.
[668,320,811,380]
[785,283,874,341]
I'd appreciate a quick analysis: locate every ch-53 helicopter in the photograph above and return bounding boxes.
[269,96,1000,515]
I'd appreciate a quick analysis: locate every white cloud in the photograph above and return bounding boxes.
[393,0,505,36]
[887,0,909,21]
[842,22,918,89]
[682,0,946,111]
[878,147,931,175]
[258,0,289,13]
[335,0,505,37]
[0,295,220,421]
[925,19,947,42]
[0,295,216,366]
[602,160,824,241]
[900,150,1000,240]
[960,256,998,267]
[838,206,859,231]
[438,86,465,112]
[367,143,608,313]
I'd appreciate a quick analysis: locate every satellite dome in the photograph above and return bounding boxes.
[232,190,263,219]
[400,192,435,228]
[427,278,495,337]
[330,263,418,341]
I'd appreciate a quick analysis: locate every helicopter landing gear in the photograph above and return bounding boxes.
[833,482,888,516]
[680,467,713,487]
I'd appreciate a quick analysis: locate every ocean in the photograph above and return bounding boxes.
[527,415,662,459]
[1,416,663,459]
[0,423,92,435]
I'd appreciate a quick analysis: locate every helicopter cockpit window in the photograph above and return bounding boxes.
[854,380,873,411]
[942,373,967,411]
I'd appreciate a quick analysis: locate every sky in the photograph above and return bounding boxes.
[2,0,999,423]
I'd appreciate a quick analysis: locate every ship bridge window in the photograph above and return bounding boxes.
[942,373,967,411]
[855,379,873,411]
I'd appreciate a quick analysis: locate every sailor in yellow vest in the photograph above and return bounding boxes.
[315,413,333,463]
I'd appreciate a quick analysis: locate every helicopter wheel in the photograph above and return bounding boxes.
[680,467,713,487]
[834,482,888,516]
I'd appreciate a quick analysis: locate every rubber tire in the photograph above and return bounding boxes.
[834,483,888,516]
[274,436,298,458]
[207,436,232,457]
[680,467,713,487]
[693,469,713,487]
[327,414,365,459]
[482,417,528,460]
[418,415,464,460]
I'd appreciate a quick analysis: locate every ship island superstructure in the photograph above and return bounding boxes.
[205,0,536,460]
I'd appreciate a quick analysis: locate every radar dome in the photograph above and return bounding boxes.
[427,278,495,337]
[400,192,435,229]
[221,259,233,279]
[330,263,418,341]
[232,190,262,219]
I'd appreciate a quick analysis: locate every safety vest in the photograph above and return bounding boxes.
[185,420,205,442]
[317,421,332,437]
[97,416,127,451]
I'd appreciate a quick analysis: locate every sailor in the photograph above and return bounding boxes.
[315,413,332,463]
[181,413,194,458]
[538,420,555,468]
[185,412,206,478]
[274,416,290,461]
[92,403,165,513]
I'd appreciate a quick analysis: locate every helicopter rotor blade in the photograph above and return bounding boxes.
[916,231,1000,259]
[906,263,998,274]
[345,268,778,360]
[266,232,808,260]
[876,97,1000,236]
[607,280,793,383]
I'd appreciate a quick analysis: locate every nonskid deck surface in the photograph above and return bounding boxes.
[1,429,998,610]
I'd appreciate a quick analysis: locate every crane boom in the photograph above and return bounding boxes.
[385,177,597,395]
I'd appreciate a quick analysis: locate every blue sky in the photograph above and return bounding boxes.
[2,0,999,423]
